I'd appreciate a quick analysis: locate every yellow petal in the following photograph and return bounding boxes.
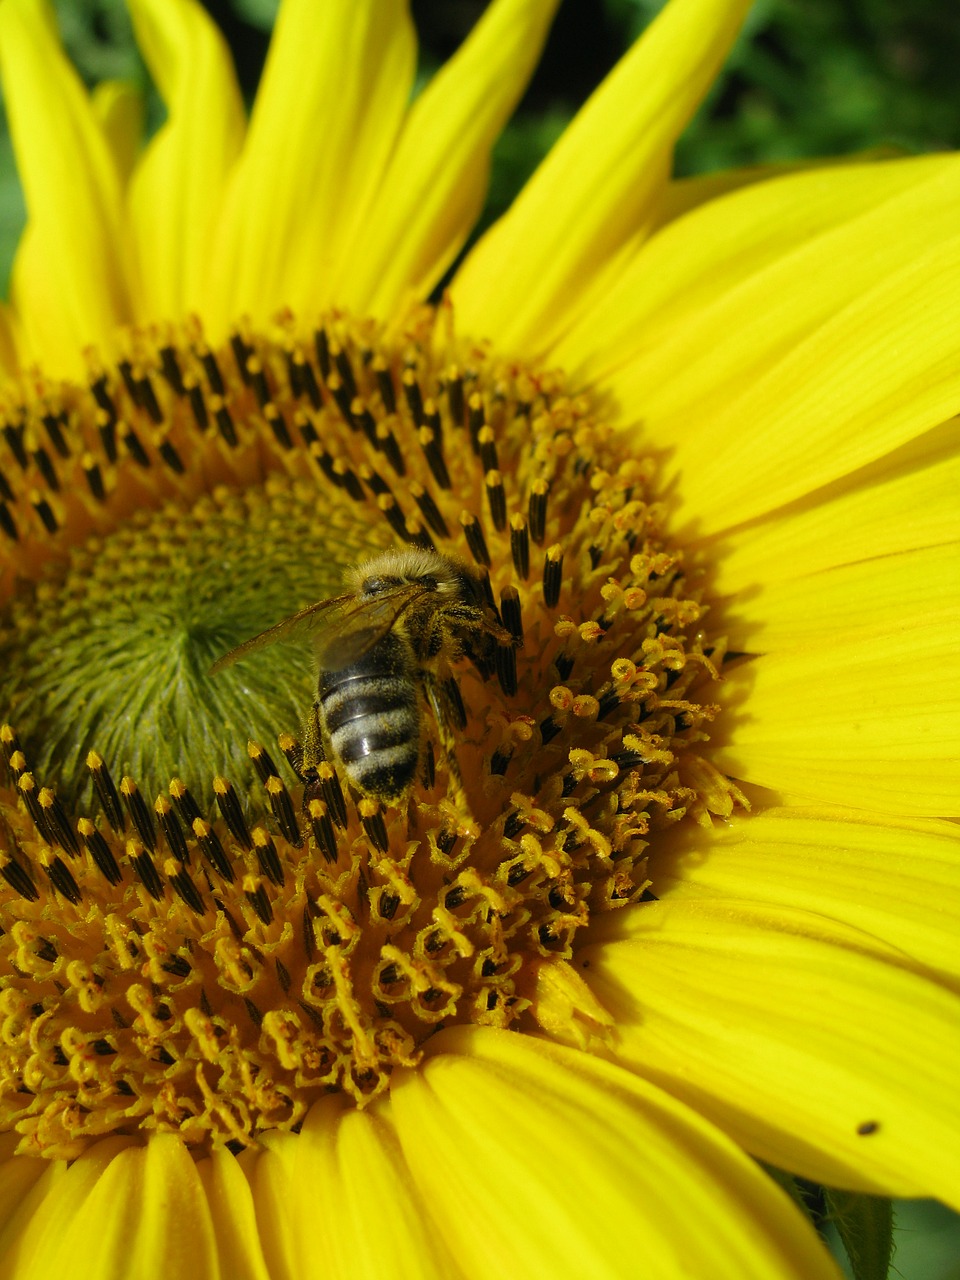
[207,0,415,337]
[196,1147,272,1280]
[625,225,960,535]
[699,419,960,595]
[714,622,960,815]
[556,153,951,389]
[449,0,751,357]
[236,1132,298,1280]
[283,1095,458,1280]
[0,1137,218,1279]
[0,1150,68,1276]
[91,80,144,185]
[652,805,960,985]
[127,0,245,321]
[391,1026,839,1280]
[584,900,960,1202]
[649,148,907,232]
[717,542,960,652]
[340,0,560,318]
[0,0,131,373]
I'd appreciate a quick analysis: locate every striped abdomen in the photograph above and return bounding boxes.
[318,631,420,801]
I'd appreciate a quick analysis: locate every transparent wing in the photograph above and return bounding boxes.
[208,593,353,675]
[312,582,429,672]
[209,583,429,676]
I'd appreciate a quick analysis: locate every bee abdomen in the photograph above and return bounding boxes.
[321,676,420,800]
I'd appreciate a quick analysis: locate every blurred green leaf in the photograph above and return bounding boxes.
[0,132,24,296]
[51,0,141,84]
[229,0,281,30]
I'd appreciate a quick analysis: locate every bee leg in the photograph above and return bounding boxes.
[423,671,465,796]
[420,739,436,791]
[441,675,467,732]
[283,736,307,781]
[302,700,327,773]
[297,705,322,814]
[300,701,350,830]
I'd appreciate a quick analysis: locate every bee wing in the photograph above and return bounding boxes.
[311,582,430,672]
[209,593,353,675]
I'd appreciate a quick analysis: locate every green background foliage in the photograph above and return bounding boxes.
[1,2,958,1276]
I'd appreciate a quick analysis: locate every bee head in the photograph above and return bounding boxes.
[352,547,453,596]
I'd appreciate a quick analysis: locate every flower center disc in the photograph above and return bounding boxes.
[0,306,734,1158]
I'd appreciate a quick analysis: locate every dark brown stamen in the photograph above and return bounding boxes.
[247,741,280,785]
[169,865,205,915]
[528,479,548,544]
[192,817,235,882]
[445,368,464,427]
[45,855,83,905]
[187,382,209,429]
[245,881,273,926]
[543,544,563,608]
[136,373,163,424]
[510,514,530,580]
[158,439,185,473]
[82,455,106,501]
[485,470,507,531]
[32,446,60,491]
[409,481,449,538]
[214,776,252,849]
[37,788,79,856]
[87,752,125,832]
[126,840,164,900]
[120,776,156,853]
[419,427,450,490]
[0,502,16,541]
[159,345,186,396]
[307,799,339,865]
[42,411,71,457]
[264,775,302,848]
[121,425,151,468]
[477,425,498,474]
[402,369,425,429]
[252,826,285,886]
[230,333,254,385]
[500,585,524,646]
[32,493,58,533]
[373,357,396,413]
[214,401,238,447]
[169,777,204,829]
[467,392,484,455]
[316,763,348,829]
[359,800,388,853]
[155,796,190,864]
[314,328,331,379]
[1,856,39,901]
[460,511,490,567]
[199,347,226,396]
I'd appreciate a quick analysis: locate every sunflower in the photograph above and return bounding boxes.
[0,0,957,1276]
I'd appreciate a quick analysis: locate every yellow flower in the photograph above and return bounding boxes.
[0,0,957,1276]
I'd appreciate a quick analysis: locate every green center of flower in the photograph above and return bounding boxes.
[0,307,741,1158]
[0,476,389,807]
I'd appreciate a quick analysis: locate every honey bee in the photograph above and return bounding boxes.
[210,548,515,803]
